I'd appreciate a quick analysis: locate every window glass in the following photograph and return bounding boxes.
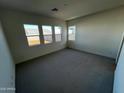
[54,26,62,42]
[68,26,76,41]
[42,25,53,44]
[24,24,40,46]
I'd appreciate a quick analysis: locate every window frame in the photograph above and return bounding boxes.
[42,25,53,44]
[68,25,76,41]
[54,26,62,42]
[23,24,41,47]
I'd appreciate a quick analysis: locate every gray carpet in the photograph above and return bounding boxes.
[16,49,116,93]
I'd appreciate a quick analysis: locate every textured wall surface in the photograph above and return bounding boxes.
[68,6,124,59]
[0,9,67,64]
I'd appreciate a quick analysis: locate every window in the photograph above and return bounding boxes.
[24,24,40,46]
[42,25,53,44]
[68,26,76,40]
[54,26,62,42]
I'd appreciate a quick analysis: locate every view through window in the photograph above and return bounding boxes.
[68,26,76,41]
[24,24,40,46]
[42,25,53,44]
[54,26,62,42]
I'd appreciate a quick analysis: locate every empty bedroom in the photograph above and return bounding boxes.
[0,0,124,93]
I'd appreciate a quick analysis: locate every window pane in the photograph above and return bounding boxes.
[44,35,53,44]
[55,34,61,42]
[27,36,40,46]
[23,24,40,46]
[55,26,62,42]
[55,26,61,34]
[42,26,52,35]
[24,24,39,36]
[42,25,53,44]
[68,26,76,40]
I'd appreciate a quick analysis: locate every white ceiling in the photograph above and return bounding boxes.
[0,0,124,20]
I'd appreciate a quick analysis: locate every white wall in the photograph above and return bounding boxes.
[67,6,124,59]
[0,22,15,93]
[113,35,124,93]
[0,8,67,64]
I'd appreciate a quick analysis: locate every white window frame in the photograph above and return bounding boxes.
[42,25,53,44]
[54,26,62,42]
[23,24,40,46]
[68,26,76,41]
